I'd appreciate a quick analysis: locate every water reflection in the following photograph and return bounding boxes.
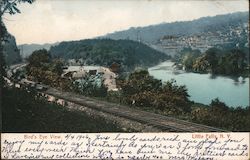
[148,61,249,107]
[209,74,217,80]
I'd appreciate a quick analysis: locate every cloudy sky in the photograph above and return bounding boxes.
[3,0,249,45]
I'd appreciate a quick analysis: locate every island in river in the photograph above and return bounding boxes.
[149,61,249,108]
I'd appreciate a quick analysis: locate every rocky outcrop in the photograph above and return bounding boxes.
[3,32,22,65]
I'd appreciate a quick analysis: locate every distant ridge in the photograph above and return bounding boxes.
[18,11,249,60]
[18,42,59,58]
[103,11,249,44]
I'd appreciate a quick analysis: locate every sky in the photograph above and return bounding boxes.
[3,0,249,45]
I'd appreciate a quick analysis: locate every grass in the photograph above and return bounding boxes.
[2,88,123,132]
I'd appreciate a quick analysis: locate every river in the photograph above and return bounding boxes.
[148,61,249,107]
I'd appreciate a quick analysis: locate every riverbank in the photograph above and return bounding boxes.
[174,62,249,78]
[94,91,250,131]
[148,60,249,107]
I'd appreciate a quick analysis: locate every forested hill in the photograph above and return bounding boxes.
[103,11,249,44]
[50,39,169,70]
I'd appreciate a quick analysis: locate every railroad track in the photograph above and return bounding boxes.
[45,88,225,132]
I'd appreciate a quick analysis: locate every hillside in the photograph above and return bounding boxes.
[21,12,249,60]
[3,33,22,65]
[104,12,248,44]
[50,39,169,71]
[104,12,249,57]
[18,42,59,58]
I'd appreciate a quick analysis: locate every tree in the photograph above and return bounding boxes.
[120,70,191,114]
[73,74,108,97]
[177,47,201,70]
[0,0,34,84]
[50,59,64,75]
[192,55,210,73]
[1,0,34,16]
[25,49,71,89]
[0,0,34,132]
[227,49,246,74]
[161,79,190,112]
[210,98,229,113]
[121,70,162,96]
[204,48,220,73]
[27,49,51,68]
[1,0,34,42]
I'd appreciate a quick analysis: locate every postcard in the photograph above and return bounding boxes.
[1,0,249,159]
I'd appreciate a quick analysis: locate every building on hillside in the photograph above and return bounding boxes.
[62,65,118,91]
[72,70,87,79]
